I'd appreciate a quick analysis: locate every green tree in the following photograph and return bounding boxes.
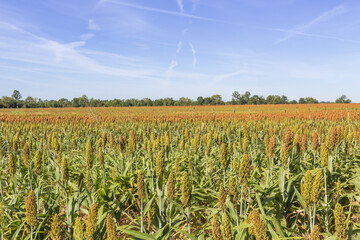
[335,95,351,103]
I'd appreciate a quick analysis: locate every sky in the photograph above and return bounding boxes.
[1,0,360,102]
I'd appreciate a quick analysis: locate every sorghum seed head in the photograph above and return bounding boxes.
[181,172,191,208]
[221,212,233,240]
[25,190,37,228]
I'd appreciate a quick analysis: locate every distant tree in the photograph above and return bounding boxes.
[305,97,319,104]
[12,90,22,101]
[239,91,251,104]
[24,96,37,108]
[163,98,175,106]
[248,95,263,105]
[197,96,204,105]
[1,96,17,108]
[298,98,306,104]
[280,95,288,104]
[210,94,224,105]
[11,90,22,108]
[232,91,241,104]
[335,95,351,103]
[299,97,319,104]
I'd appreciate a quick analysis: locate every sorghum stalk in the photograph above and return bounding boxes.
[156,150,165,228]
[220,143,227,188]
[34,150,42,213]
[320,143,329,231]
[137,170,145,232]
[62,157,70,234]
[0,202,4,240]
[98,147,105,188]
[181,172,191,235]
[166,172,175,227]
[229,176,238,225]
[311,170,323,230]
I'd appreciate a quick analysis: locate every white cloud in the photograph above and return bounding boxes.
[0,21,164,80]
[189,42,197,67]
[177,0,184,13]
[166,60,178,80]
[191,0,200,11]
[269,28,359,43]
[176,41,182,53]
[80,33,94,41]
[100,0,222,22]
[88,19,100,30]
[276,4,348,42]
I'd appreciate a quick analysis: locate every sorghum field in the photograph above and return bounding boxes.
[0,104,360,239]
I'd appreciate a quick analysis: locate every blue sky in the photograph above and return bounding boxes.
[1,0,360,101]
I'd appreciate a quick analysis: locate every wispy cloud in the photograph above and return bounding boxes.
[80,33,94,41]
[275,4,348,42]
[99,0,222,22]
[176,41,182,53]
[191,0,200,11]
[177,0,184,13]
[189,42,197,67]
[166,60,178,80]
[270,28,359,43]
[88,19,100,30]
[0,21,164,80]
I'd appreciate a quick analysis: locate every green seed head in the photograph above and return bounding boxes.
[181,172,191,208]
[137,170,145,200]
[166,172,175,201]
[74,216,84,240]
[239,154,250,185]
[102,132,107,149]
[334,203,347,240]
[320,143,328,168]
[86,137,93,170]
[25,190,37,228]
[221,212,233,240]
[220,143,228,170]
[9,153,16,180]
[156,150,165,178]
[22,142,30,168]
[85,202,98,240]
[0,202,4,227]
[128,130,136,155]
[97,147,104,168]
[212,214,221,240]
[311,170,323,204]
[302,171,313,206]
[229,176,238,204]
[310,225,321,240]
[106,214,117,240]
[62,157,69,183]
[248,209,267,240]
[34,150,42,176]
[50,214,62,240]
[218,182,226,210]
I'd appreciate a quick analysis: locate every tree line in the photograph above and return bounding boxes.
[0,90,352,108]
